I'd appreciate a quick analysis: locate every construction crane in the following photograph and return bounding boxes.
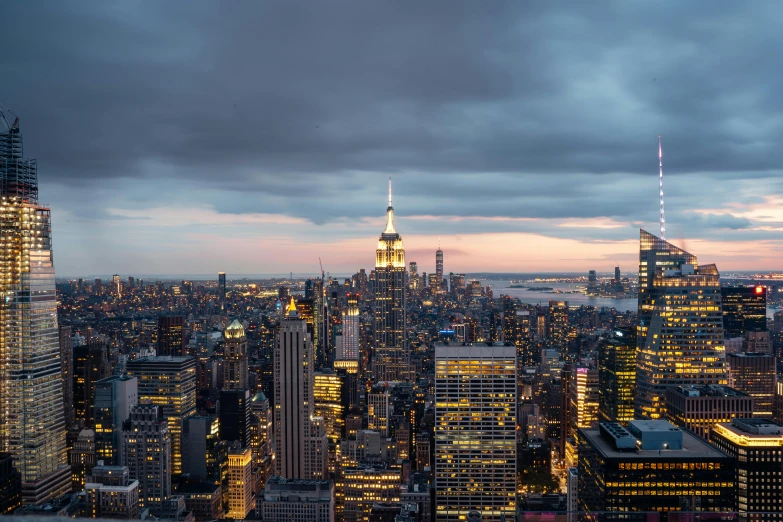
[0,102,19,131]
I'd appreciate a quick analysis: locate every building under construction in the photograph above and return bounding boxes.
[0,109,70,505]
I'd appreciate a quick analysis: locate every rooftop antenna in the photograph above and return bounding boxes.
[388,175,392,208]
[658,134,665,240]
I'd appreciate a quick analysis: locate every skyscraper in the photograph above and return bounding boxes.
[435,343,517,521]
[721,285,767,339]
[218,272,227,311]
[125,356,197,475]
[635,230,727,419]
[711,418,783,518]
[564,366,599,466]
[121,404,171,509]
[338,294,360,362]
[73,339,111,426]
[219,389,252,446]
[547,300,569,345]
[59,325,75,428]
[373,179,408,382]
[223,319,248,389]
[637,229,696,351]
[435,246,443,293]
[112,274,121,297]
[0,114,70,504]
[94,375,138,465]
[727,352,776,419]
[157,315,185,357]
[275,297,327,479]
[598,328,636,424]
[587,270,597,295]
[226,446,253,519]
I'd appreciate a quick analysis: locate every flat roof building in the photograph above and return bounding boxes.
[578,420,735,519]
[666,384,754,441]
[711,418,783,518]
[258,476,334,522]
[435,343,516,521]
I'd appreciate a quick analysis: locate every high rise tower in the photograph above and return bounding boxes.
[373,178,408,382]
[339,294,360,362]
[635,230,727,419]
[125,356,196,475]
[275,298,327,479]
[157,315,185,357]
[0,113,70,504]
[218,272,226,311]
[434,343,517,520]
[223,319,248,390]
[435,244,444,293]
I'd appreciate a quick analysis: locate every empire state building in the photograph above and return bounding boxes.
[373,179,408,382]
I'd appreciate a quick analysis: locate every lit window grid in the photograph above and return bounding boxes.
[434,352,517,521]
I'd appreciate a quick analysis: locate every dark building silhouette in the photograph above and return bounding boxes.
[0,452,21,514]
[219,389,251,447]
[721,286,767,339]
[59,326,75,428]
[73,339,111,426]
[157,315,185,356]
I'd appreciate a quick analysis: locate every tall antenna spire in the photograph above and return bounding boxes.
[658,134,665,240]
[388,175,393,208]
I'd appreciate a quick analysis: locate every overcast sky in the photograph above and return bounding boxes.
[4,1,783,277]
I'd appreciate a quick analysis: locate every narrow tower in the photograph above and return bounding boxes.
[274,298,326,479]
[435,241,444,294]
[373,177,408,382]
[658,134,665,240]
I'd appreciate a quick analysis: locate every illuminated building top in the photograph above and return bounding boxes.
[224,319,245,339]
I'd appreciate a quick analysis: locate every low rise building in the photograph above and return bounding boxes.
[257,476,334,522]
[666,384,754,441]
[85,463,140,519]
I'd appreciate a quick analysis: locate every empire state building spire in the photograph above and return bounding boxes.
[384,175,396,235]
[374,176,408,382]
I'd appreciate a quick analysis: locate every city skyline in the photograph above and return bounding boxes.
[4,2,783,275]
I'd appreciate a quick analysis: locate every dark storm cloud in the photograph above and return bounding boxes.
[4,1,783,232]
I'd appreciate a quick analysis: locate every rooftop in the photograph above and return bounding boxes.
[727,352,775,358]
[713,419,783,446]
[128,355,194,363]
[672,384,749,398]
[581,420,730,460]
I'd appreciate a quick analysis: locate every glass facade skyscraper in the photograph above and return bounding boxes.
[598,328,636,424]
[0,115,70,504]
[721,285,767,339]
[635,230,727,420]
[373,180,408,382]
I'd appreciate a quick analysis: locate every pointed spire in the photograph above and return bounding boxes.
[286,296,297,316]
[658,135,666,240]
[383,175,396,234]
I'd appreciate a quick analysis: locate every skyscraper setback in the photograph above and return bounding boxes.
[373,178,408,382]
[635,230,728,419]
[0,114,70,503]
[275,297,327,479]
